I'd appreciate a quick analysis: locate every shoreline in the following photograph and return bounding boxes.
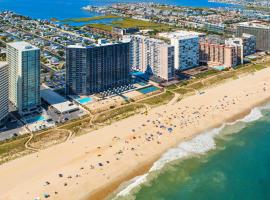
[1,68,270,200]
[84,157,156,200]
[90,96,270,200]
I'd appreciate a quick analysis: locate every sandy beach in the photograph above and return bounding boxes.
[1,68,270,200]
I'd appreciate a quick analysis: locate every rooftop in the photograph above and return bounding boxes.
[7,41,39,51]
[238,21,270,30]
[124,35,171,46]
[158,30,205,40]
[67,40,129,49]
[40,85,79,114]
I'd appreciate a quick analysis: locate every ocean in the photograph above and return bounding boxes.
[0,0,231,20]
[110,104,270,200]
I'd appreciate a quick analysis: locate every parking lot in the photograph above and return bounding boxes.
[0,114,29,141]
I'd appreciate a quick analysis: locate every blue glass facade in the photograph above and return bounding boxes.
[66,42,131,95]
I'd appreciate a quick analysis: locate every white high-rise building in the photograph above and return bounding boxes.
[125,35,175,81]
[7,41,41,115]
[225,33,257,65]
[0,62,9,126]
[159,31,200,71]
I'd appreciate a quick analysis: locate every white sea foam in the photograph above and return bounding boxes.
[112,106,267,199]
[240,107,263,123]
[114,174,148,198]
[150,126,224,172]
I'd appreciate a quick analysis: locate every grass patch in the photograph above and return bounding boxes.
[61,15,120,23]
[0,135,31,164]
[246,6,270,12]
[88,24,113,31]
[204,75,223,85]
[89,17,172,32]
[176,80,189,87]
[204,72,237,86]
[254,64,267,71]
[112,18,171,31]
[140,91,175,107]
[29,129,70,149]
[93,104,145,124]
[60,117,91,132]
[166,84,178,90]
[237,65,256,74]
[194,69,219,79]
[174,88,194,95]
[188,82,204,90]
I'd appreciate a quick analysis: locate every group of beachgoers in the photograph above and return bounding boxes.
[32,81,268,200]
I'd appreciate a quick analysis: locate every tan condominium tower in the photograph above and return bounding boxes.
[125,35,175,81]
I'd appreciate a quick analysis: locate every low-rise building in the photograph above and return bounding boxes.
[41,85,79,114]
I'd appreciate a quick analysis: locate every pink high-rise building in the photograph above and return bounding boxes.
[199,42,225,66]
[199,42,241,68]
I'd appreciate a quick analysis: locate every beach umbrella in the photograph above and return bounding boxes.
[168,128,173,133]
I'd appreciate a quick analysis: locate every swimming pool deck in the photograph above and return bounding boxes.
[76,97,93,105]
[137,86,159,94]
[25,116,46,124]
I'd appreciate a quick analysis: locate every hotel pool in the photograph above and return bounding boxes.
[138,86,159,94]
[77,97,93,104]
[213,65,226,71]
[26,116,45,124]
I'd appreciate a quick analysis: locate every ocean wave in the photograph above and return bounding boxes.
[240,107,263,123]
[112,127,223,199]
[113,174,148,199]
[150,126,223,172]
[112,105,267,200]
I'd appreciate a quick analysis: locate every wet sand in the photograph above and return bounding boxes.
[1,68,270,200]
